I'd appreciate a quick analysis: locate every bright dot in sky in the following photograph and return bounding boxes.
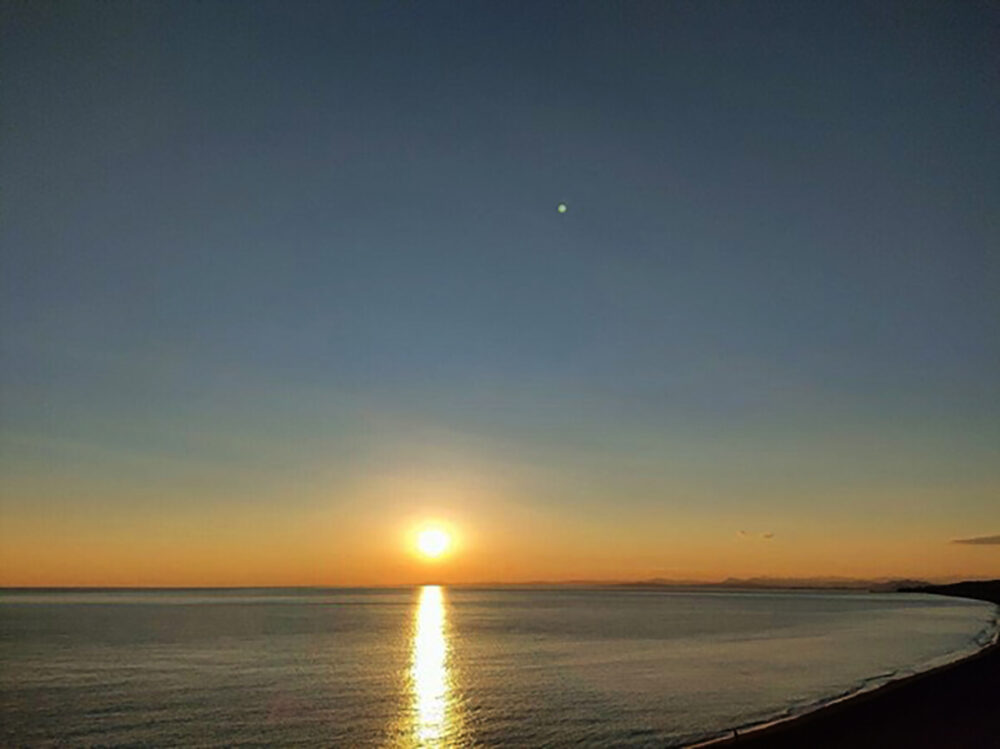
[417,528,451,559]
[557,202,568,213]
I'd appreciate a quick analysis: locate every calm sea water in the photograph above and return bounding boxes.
[1,587,996,747]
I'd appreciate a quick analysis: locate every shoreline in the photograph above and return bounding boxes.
[688,582,1000,748]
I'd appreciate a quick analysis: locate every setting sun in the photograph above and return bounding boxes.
[416,528,451,559]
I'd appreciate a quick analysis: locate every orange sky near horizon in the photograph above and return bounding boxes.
[3,465,998,587]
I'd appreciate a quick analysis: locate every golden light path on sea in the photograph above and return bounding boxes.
[409,585,459,747]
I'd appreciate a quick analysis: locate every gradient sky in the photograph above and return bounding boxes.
[2,0,998,585]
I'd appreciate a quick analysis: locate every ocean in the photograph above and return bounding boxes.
[1,587,996,747]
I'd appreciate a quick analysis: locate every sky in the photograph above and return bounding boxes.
[1,0,998,586]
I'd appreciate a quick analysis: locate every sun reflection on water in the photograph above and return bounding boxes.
[410,585,458,747]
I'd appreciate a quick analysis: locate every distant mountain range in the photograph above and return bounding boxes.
[611,576,935,592]
[457,576,938,591]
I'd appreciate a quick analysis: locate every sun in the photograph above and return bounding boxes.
[416,528,451,559]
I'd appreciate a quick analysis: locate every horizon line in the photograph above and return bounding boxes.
[3,575,994,591]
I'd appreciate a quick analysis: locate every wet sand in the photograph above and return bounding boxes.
[700,581,1000,749]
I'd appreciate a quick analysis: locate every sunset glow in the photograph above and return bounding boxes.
[3,5,1000,747]
[416,528,452,560]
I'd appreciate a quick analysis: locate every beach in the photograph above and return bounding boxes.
[702,582,1000,748]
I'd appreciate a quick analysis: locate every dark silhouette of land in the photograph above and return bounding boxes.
[698,580,1000,748]
[897,579,1000,603]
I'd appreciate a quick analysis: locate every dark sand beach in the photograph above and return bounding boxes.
[702,581,1000,748]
